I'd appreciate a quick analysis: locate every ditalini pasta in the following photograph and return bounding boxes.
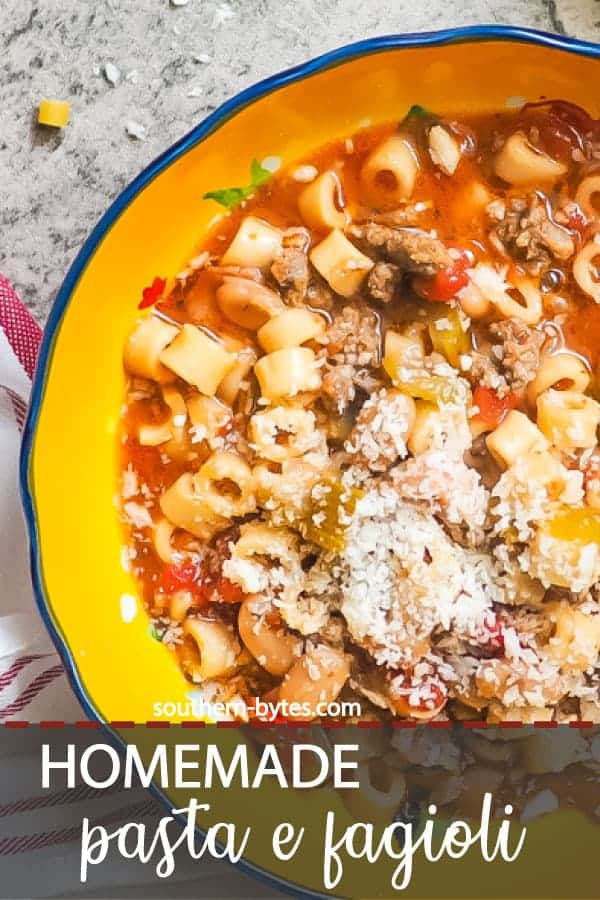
[121,100,600,724]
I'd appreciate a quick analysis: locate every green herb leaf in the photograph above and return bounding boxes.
[203,158,273,209]
[250,158,271,187]
[203,187,247,208]
[149,624,163,643]
[402,104,434,123]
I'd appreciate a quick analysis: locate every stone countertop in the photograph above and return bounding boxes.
[1,0,600,323]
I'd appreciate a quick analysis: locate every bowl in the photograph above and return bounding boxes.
[20,26,600,898]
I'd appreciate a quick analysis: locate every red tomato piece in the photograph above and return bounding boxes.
[213,576,245,604]
[584,457,600,492]
[217,418,234,437]
[517,100,598,162]
[159,559,202,594]
[567,207,588,234]
[413,248,472,302]
[479,613,505,654]
[139,276,167,310]
[391,672,447,714]
[406,680,446,713]
[473,386,519,428]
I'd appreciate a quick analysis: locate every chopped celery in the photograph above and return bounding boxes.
[428,309,470,369]
[305,482,363,553]
[383,330,423,382]
[394,375,459,406]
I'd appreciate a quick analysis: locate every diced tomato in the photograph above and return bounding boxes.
[545,99,597,135]
[390,672,447,715]
[265,608,284,628]
[213,576,245,604]
[413,247,472,302]
[479,613,505,654]
[473,385,519,428]
[406,680,446,714]
[211,525,240,563]
[517,100,598,162]
[139,276,167,310]
[159,559,203,595]
[217,418,234,437]
[160,528,246,605]
[584,456,600,492]
[567,207,588,234]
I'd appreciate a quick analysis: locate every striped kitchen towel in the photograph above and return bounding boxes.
[0,275,82,723]
[0,276,277,897]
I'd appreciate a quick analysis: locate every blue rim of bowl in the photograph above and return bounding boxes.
[18,24,600,900]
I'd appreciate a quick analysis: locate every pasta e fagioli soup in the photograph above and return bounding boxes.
[120,100,600,724]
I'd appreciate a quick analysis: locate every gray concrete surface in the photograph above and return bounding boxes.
[1,0,600,323]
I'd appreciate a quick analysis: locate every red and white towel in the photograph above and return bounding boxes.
[0,276,82,723]
[0,277,274,896]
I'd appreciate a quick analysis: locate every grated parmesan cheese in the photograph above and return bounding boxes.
[338,486,498,669]
[123,501,152,529]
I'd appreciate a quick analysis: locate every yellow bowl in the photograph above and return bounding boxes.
[20,26,600,898]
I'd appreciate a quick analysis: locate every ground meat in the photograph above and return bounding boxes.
[200,523,242,590]
[469,350,510,396]
[370,205,423,226]
[489,318,545,392]
[318,305,381,412]
[488,195,575,275]
[352,368,385,395]
[306,274,335,310]
[464,434,502,490]
[366,261,402,303]
[317,612,347,649]
[346,388,413,472]
[442,518,489,551]
[321,305,381,366]
[321,366,386,416]
[554,199,583,229]
[207,265,264,282]
[349,665,393,714]
[321,364,357,413]
[270,227,310,306]
[391,451,490,548]
[357,222,452,277]
[583,451,600,509]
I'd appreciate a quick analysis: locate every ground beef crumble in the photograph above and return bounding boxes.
[347,388,412,472]
[468,319,545,397]
[306,275,335,310]
[490,318,545,392]
[370,205,425,227]
[321,364,358,413]
[488,194,575,274]
[318,306,381,411]
[366,261,402,303]
[464,434,502,490]
[354,222,452,277]
[469,350,510,396]
[270,227,310,306]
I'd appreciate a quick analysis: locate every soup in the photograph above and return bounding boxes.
[120,100,600,723]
